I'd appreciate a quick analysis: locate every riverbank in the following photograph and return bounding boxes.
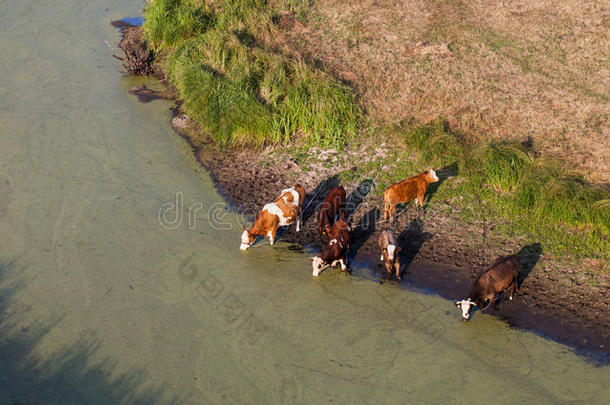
[112,8,608,359]
[183,128,610,360]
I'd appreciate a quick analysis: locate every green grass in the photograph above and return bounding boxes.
[397,120,609,259]
[143,0,360,148]
[143,1,609,261]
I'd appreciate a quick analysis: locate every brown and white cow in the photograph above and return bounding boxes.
[317,185,346,237]
[378,228,402,280]
[383,168,439,222]
[311,217,351,277]
[456,255,520,321]
[240,184,305,250]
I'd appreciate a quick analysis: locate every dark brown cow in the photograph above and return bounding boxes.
[326,212,351,240]
[456,255,520,321]
[383,168,439,222]
[311,217,351,277]
[317,185,346,237]
[378,228,402,280]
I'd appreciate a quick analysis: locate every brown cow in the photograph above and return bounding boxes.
[378,228,402,280]
[311,216,351,277]
[317,185,346,237]
[240,184,305,250]
[311,230,350,277]
[456,255,520,321]
[326,212,351,239]
[383,168,439,222]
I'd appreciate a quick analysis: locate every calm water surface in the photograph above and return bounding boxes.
[0,0,608,403]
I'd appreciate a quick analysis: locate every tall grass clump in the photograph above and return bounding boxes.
[144,0,212,48]
[145,0,361,148]
[269,64,361,147]
[469,142,533,192]
[402,119,464,167]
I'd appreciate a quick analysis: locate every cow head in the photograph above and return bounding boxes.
[240,226,256,251]
[310,256,328,277]
[455,298,476,321]
[428,168,440,182]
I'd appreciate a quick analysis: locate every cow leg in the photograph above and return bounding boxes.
[340,259,347,271]
[383,200,390,221]
[395,263,402,280]
[509,279,517,300]
[269,222,278,245]
[417,194,425,217]
[390,204,397,224]
[296,208,302,232]
[491,293,496,310]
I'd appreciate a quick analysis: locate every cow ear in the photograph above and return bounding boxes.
[310,257,314,261]
[455,301,461,307]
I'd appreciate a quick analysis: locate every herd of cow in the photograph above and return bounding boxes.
[240,168,521,321]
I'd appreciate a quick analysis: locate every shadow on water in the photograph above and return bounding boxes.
[0,259,183,405]
[398,219,432,273]
[515,243,543,288]
[128,85,166,103]
[110,17,144,33]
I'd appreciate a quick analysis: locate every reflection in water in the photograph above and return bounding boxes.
[0,0,608,403]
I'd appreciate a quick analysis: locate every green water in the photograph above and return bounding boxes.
[0,0,607,403]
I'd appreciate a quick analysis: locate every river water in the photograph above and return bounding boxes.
[0,0,607,403]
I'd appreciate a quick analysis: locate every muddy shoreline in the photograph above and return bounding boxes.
[114,23,609,362]
[190,142,609,363]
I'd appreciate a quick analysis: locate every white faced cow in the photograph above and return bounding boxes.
[456,255,520,321]
[378,228,402,280]
[311,217,351,277]
[240,184,305,250]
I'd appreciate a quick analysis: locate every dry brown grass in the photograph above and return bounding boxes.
[277,0,610,183]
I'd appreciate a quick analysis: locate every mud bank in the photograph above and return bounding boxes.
[114,23,609,361]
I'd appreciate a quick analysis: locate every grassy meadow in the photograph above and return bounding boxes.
[141,0,609,264]
[144,0,360,148]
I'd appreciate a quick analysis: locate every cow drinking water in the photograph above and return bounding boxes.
[378,228,402,280]
[240,184,305,250]
[456,255,520,321]
[311,217,351,277]
[383,168,439,222]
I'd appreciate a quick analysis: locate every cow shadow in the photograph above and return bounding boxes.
[302,175,340,223]
[516,243,543,288]
[344,178,375,219]
[349,207,380,259]
[397,218,433,274]
[424,162,458,208]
